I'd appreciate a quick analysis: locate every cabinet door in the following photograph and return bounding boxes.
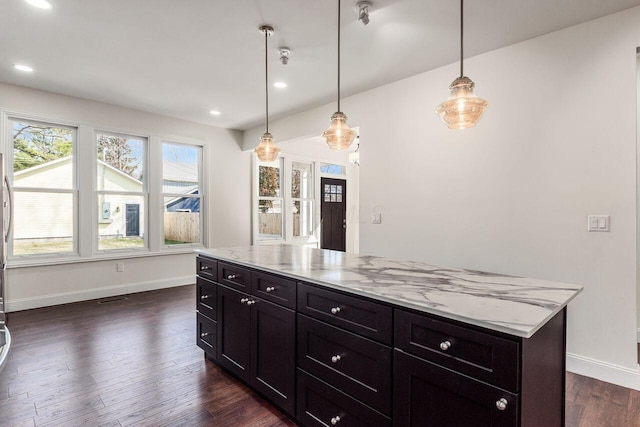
[394,349,518,427]
[217,285,251,383]
[250,297,296,416]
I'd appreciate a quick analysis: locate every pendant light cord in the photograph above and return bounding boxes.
[460,0,464,78]
[337,0,341,112]
[265,29,269,133]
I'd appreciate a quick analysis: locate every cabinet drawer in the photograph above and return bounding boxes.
[217,262,251,292]
[251,271,296,309]
[298,283,392,345]
[394,349,518,427]
[196,277,217,320]
[297,369,391,427]
[197,312,217,356]
[298,314,392,415]
[196,257,217,280]
[395,309,520,392]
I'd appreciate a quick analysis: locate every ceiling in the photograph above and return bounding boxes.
[2,0,639,131]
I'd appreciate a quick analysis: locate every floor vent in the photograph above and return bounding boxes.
[97,296,128,304]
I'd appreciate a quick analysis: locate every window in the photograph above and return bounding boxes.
[162,142,203,245]
[257,158,284,240]
[291,161,313,238]
[96,132,147,251]
[10,118,76,256]
[320,163,346,175]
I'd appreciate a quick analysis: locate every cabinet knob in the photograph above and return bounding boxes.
[331,355,341,363]
[496,398,508,411]
[439,340,451,351]
[330,307,341,315]
[200,295,212,300]
[265,286,276,292]
[246,300,256,305]
[200,332,209,338]
[240,298,249,304]
[227,274,238,280]
[330,416,341,425]
[200,265,210,271]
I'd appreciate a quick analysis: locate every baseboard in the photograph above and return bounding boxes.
[567,352,640,391]
[637,328,640,342]
[5,275,196,312]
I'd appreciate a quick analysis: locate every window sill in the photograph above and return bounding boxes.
[7,246,202,269]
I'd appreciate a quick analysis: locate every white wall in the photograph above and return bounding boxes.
[244,7,640,388]
[0,82,252,311]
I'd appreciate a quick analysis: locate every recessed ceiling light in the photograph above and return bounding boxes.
[209,110,221,116]
[24,0,53,10]
[274,82,287,89]
[14,64,34,73]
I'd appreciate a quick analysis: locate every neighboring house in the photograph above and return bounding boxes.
[14,157,198,243]
[163,161,200,213]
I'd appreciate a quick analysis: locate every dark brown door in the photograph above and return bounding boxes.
[217,285,251,382]
[321,177,346,251]
[250,298,296,416]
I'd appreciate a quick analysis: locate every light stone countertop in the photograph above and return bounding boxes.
[196,245,583,338]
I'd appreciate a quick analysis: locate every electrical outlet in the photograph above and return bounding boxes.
[117,262,124,272]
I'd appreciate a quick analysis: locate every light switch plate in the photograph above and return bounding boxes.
[587,215,610,232]
[371,213,382,224]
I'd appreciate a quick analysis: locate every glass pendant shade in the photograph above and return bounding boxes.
[322,112,357,150]
[436,76,488,129]
[254,132,280,162]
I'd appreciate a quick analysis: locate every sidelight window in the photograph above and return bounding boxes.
[257,158,284,240]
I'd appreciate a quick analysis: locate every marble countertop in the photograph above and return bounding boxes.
[196,245,583,338]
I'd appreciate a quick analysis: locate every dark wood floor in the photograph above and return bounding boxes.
[1,285,639,426]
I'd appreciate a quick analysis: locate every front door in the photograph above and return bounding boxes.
[320,178,346,251]
[125,204,140,236]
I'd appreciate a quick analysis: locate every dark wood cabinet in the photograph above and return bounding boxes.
[197,254,568,427]
[297,314,392,415]
[216,284,252,382]
[216,283,296,414]
[394,349,518,427]
[251,295,296,415]
[297,369,391,427]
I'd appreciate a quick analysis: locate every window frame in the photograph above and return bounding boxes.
[160,140,205,249]
[0,110,209,267]
[94,130,149,253]
[6,115,79,260]
[254,157,285,242]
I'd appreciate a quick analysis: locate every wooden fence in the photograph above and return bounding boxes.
[164,212,199,243]
[259,213,301,236]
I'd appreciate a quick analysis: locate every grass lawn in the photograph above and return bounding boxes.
[14,237,191,254]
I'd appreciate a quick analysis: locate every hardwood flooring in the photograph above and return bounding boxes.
[0,284,638,426]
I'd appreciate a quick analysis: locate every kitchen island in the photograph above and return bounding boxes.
[195,245,583,426]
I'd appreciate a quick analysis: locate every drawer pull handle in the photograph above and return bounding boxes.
[200,332,210,338]
[200,265,210,271]
[331,355,341,363]
[330,307,341,315]
[240,298,249,304]
[496,398,508,411]
[200,295,213,300]
[227,274,238,280]
[330,416,341,425]
[246,300,256,305]
[265,286,276,292]
[439,340,451,351]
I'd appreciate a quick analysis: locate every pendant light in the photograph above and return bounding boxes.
[254,25,281,162]
[322,0,357,150]
[436,0,488,129]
